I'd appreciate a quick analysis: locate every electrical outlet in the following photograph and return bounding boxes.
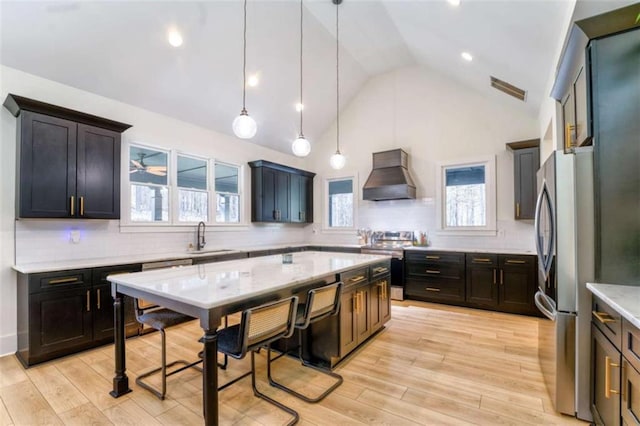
[70,230,81,243]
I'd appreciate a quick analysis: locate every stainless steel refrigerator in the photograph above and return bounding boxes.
[534,148,594,421]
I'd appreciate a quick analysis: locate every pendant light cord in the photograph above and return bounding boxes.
[242,0,248,112]
[335,1,340,153]
[299,0,304,136]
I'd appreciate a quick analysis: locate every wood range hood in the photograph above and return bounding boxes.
[362,149,416,201]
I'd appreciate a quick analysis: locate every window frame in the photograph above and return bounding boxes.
[127,143,171,225]
[435,155,497,236]
[174,151,210,224]
[323,174,358,233]
[213,160,242,225]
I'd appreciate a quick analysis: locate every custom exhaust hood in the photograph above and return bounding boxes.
[363,149,416,201]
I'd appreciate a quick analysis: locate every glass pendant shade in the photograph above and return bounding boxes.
[232,111,257,139]
[330,150,346,170]
[292,135,311,157]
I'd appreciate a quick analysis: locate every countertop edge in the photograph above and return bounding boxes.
[587,283,640,329]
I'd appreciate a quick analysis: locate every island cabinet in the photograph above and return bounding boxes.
[404,251,465,303]
[308,260,391,368]
[248,160,315,224]
[466,254,538,316]
[17,263,140,367]
[3,94,131,219]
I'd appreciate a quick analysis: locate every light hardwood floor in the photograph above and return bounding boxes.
[0,301,588,425]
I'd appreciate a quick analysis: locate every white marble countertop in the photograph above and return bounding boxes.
[404,246,535,255]
[108,251,390,310]
[587,283,640,329]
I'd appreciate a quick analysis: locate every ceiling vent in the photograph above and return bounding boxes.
[490,76,527,101]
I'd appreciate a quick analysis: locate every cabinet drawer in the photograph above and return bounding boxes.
[593,296,623,351]
[370,261,391,279]
[405,251,464,265]
[406,263,463,280]
[93,264,141,283]
[339,267,369,288]
[624,319,640,374]
[499,255,535,268]
[466,254,498,267]
[405,279,465,302]
[28,269,92,294]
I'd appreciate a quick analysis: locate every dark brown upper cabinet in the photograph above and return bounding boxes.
[4,94,131,219]
[248,160,315,224]
[506,139,540,220]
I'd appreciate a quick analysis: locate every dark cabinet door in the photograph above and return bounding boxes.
[258,167,289,222]
[370,278,391,332]
[499,256,536,314]
[275,169,290,222]
[466,266,498,307]
[92,265,140,341]
[622,359,640,426]
[355,285,371,343]
[30,288,93,358]
[592,324,622,425]
[562,91,576,152]
[514,147,539,220]
[290,174,312,223]
[76,124,121,219]
[18,111,77,218]
[339,288,357,357]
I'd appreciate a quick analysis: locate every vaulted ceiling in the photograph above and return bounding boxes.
[0,1,630,155]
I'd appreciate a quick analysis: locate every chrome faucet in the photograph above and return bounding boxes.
[196,221,206,251]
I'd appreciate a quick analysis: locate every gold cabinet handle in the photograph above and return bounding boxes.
[425,269,440,274]
[80,196,84,216]
[493,269,497,285]
[500,269,504,285]
[593,311,616,324]
[70,196,75,216]
[605,355,621,398]
[374,267,389,274]
[426,255,440,260]
[97,289,101,309]
[506,259,526,264]
[425,287,441,292]
[349,275,366,284]
[86,290,90,312]
[516,202,520,218]
[473,258,492,263]
[565,124,576,150]
[378,281,387,300]
[352,293,357,313]
[49,277,79,285]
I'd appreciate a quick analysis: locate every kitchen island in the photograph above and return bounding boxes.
[107,251,390,426]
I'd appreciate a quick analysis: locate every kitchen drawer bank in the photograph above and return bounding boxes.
[14,245,366,366]
[404,249,539,316]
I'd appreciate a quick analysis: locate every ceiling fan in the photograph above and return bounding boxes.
[129,153,167,176]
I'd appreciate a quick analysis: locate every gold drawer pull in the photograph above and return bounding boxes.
[604,356,621,398]
[506,259,526,264]
[49,277,79,285]
[378,281,387,300]
[593,311,616,324]
[86,290,90,312]
[349,275,366,284]
[80,196,85,216]
[97,289,101,309]
[425,287,441,292]
[373,267,389,274]
[425,269,440,274]
[473,258,492,263]
[493,269,496,284]
[516,202,520,218]
[425,255,440,260]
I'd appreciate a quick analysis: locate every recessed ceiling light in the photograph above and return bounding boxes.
[461,52,473,62]
[447,0,461,7]
[247,74,259,87]
[295,103,304,112]
[167,29,183,47]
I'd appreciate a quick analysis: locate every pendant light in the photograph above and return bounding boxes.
[330,0,346,170]
[232,0,257,139]
[291,0,311,157]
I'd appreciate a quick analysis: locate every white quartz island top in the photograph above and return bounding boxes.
[108,251,389,310]
[587,283,640,329]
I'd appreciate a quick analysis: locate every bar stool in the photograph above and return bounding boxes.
[134,299,203,400]
[217,296,299,426]
[267,282,343,403]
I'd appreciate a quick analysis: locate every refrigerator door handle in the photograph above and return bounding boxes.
[534,182,555,281]
[534,183,545,273]
[535,290,557,321]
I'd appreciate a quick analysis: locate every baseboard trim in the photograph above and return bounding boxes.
[0,333,17,358]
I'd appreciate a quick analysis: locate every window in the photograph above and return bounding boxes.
[436,156,496,234]
[177,154,208,222]
[327,178,354,228]
[215,162,240,223]
[129,145,169,222]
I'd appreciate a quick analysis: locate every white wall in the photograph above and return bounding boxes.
[305,66,540,250]
[0,65,310,355]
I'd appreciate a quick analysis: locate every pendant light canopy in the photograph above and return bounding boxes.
[292,0,311,157]
[233,0,257,139]
[330,0,346,169]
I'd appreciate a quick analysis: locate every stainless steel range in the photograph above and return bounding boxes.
[361,231,414,300]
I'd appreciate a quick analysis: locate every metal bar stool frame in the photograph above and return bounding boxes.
[267,282,344,403]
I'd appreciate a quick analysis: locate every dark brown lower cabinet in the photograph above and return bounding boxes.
[592,324,622,425]
[17,264,140,367]
[370,277,391,331]
[622,358,640,425]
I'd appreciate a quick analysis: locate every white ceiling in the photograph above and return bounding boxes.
[0,1,622,155]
